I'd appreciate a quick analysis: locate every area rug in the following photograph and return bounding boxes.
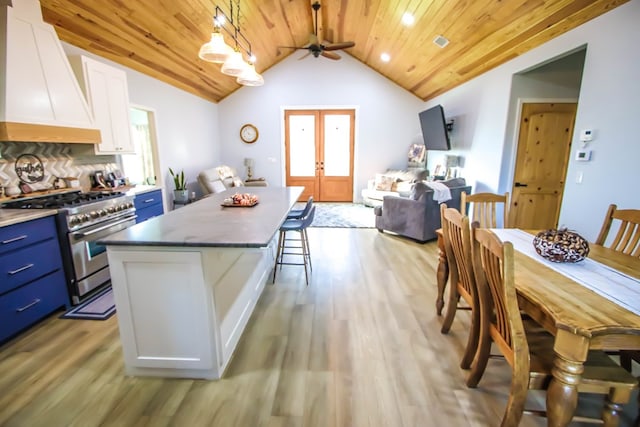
[293,202,376,228]
[60,285,116,320]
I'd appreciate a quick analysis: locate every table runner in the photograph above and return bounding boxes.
[491,228,640,316]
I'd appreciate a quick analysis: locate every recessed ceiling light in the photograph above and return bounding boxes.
[380,53,391,62]
[401,12,415,27]
[433,35,449,48]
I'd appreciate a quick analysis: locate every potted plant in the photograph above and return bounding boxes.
[169,168,189,203]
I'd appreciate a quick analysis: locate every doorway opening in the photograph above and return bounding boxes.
[504,47,586,229]
[120,106,161,186]
[284,109,355,202]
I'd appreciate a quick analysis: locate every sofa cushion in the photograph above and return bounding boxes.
[217,165,236,180]
[210,179,226,193]
[441,177,467,188]
[374,174,396,191]
[385,169,428,183]
[393,181,413,196]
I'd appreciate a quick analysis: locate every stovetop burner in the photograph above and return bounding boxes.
[1,190,125,209]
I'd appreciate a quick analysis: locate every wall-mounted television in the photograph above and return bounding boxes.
[418,104,451,151]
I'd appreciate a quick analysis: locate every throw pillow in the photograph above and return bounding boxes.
[210,180,226,193]
[232,177,244,187]
[374,174,396,191]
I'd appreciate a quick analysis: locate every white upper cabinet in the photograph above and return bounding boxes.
[69,55,135,154]
[0,0,100,143]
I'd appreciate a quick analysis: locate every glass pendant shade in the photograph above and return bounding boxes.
[198,31,232,63]
[221,50,249,76]
[237,63,264,86]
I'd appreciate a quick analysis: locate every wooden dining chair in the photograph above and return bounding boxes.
[439,204,480,370]
[595,204,640,372]
[461,191,509,228]
[595,204,640,258]
[468,226,637,427]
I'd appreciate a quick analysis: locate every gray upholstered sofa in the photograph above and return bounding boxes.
[374,178,471,243]
[362,168,428,207]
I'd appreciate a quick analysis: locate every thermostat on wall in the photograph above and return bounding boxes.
[576,149,592,161]
[580,129,594,142]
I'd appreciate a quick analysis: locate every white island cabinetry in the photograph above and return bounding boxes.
[100,186,302,379]
[69,55,135,154]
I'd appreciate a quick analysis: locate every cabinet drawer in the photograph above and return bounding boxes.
[0,238,63,295]
[136,204,164,224]
[134,190,163,210]
[0,269,68,343]
[0,216,57,255]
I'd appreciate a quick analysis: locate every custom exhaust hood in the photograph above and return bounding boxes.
[0,0,101,143]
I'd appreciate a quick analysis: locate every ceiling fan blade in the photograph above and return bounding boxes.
[323,41,355,51]
[298,51,312,60]
[321,51,341,60]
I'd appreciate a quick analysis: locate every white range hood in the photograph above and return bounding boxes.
[0,0,101,143]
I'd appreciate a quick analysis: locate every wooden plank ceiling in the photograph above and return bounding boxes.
[39,0,629,103]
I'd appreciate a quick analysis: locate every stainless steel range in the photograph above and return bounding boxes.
[2,190,136,304]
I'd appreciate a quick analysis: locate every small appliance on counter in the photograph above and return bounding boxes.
[92,170,126,189]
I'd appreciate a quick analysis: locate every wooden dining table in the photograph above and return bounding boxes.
[435,228,640,427]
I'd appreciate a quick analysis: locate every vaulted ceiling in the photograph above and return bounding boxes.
[39,0,629,104]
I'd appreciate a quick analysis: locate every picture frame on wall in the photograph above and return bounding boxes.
[407,143,427,168]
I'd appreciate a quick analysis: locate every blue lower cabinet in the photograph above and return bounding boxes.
[0,269,68,343]
[134,189,164,223]
[0,238,64,295]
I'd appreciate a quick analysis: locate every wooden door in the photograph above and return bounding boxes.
[285,109,354,202]
[509,103,577,229]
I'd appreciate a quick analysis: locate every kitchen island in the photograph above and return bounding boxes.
[100,186,302,380]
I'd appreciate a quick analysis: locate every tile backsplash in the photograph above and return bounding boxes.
[0,142,118,194]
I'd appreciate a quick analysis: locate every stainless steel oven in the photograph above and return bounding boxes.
[67,212,136,300]
[1,190,136,304]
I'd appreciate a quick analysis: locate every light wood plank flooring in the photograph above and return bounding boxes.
[1,228,638,426]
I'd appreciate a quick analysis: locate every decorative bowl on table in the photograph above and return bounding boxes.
[532,228,589,263]
[221,192,259,207]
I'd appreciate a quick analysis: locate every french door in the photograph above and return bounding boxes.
[284,109,355,202]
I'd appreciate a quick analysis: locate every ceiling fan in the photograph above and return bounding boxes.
[279,1,355,60]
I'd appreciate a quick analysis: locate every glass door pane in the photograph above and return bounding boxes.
[289,115,317,177]
[323,114,351,176]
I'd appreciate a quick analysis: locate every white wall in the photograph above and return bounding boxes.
[423,0,640,240]
[61,42,220,202]
[218,53,424,200]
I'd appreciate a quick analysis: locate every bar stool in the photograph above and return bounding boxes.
[273,205,316,286]
[287,196,313,219]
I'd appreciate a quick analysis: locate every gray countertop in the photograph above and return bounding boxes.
[0,209,58,228]
[125,185,162,196]
[99,186,303,248]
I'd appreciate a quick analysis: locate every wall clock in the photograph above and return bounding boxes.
[240,123,259,144]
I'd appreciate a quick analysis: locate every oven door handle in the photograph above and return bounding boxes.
[73,216,137,237]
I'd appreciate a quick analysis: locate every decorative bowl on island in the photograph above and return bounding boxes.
[222,193,259,207]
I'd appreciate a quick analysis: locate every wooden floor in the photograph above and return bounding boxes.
[0,228,638,426]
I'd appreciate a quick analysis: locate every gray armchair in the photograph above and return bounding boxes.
[374,178,471,243]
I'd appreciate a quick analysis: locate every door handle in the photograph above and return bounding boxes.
[515,182,528,187]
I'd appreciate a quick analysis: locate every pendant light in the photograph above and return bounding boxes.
[199,1,264,85]
[237,63,264,86]
[221,50,249,76]
[198,29,232,63]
